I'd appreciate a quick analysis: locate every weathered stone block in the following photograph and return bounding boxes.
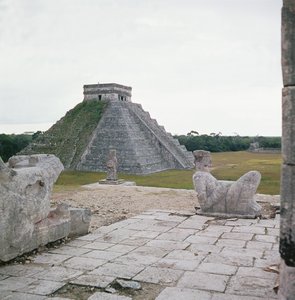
[226,276,277,297]
[280,164,295,266]
[177,271,229,292]
[19,280,65,296]
[278,259,295,300]
[36,266,83,281]
[0,154,91,262]
[70,274,115,288]
[282,87,295,165]
[89,262,144,279]
[198,262,237,275]
[88,293,132,300]
[0,276,35,288]
[69,207,91,237]
[156,287,212,300]
[153,258,200,271]
[0,154,64,262]
[63,257,106,271]
[133,266,183,285]
[282,3,295,86]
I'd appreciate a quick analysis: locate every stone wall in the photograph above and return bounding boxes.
[77,100,194,174]
[279,1,295,299]
[83,83,132,102]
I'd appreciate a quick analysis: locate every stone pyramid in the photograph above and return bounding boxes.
[23,83,194,174]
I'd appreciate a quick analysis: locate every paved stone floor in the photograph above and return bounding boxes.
[0,210,280,299]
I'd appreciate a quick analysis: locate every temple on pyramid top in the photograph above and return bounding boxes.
[83,82,132,102]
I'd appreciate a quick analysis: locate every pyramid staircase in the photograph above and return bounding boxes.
[77,100,194,174]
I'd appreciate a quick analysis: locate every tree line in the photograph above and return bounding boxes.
[0,132,281,162]
[174,133,281,152]
[0,134,33,162]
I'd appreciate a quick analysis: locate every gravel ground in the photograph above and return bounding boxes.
[51,183,280,232]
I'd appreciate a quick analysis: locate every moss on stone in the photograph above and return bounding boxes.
[21,100,107,169]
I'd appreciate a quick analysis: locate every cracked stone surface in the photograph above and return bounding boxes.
[0,210,279,299]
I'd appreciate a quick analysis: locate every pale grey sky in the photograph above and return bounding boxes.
[0,0,282,136]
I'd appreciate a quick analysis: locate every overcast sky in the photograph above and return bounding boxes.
[0,0,282,136]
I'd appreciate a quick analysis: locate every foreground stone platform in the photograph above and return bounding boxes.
[0,210,279,299]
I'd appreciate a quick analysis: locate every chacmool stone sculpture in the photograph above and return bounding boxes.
[0,154,91,262]
[192,150,262,218]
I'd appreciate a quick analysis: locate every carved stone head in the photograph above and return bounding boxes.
[193,150,212,172]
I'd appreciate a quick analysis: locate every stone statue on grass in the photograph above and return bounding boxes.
[99,149,127,185]
[192,150,262,218]
[106,149,118,181]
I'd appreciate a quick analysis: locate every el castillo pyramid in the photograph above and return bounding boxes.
[22,83,194,174]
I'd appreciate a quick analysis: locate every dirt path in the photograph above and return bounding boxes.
[51,183,280,231]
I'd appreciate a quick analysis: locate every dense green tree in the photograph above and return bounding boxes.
[0,134,32,162]
[174,134,280,153]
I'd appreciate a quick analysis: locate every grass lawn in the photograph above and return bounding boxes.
[55,151,281,195]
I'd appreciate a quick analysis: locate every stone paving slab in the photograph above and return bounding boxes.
[211,294,276,300]
[32,253,72,265]
[19,279,65,295]
[133,266,183,285]
[45,297,70,300]
[81,250,122,261]
[35,266,83,281]
[0,276,37,291]
[153,257,201,271]
[185,235,218,244]
[236,266,278,280]
[220,247,263,259]
[226,275,278,298]
[204,252,254,267]
[62,256,106,271]
[145,239,190,251]
[1,292,46,300]
[48,245,91,256]
[129,246,169,258]
[215,238,246,248]
[155,287,212,300]
[221,232,254,240]
[0,209,280,299]
[188,242,223,254]
[0,264,45,277]
[198,262,237,275]
[70,274,115,288]
[165,249,205,260]
[155,231,192,241]
[177,271,229,292]
[88,292,132,300]
[88,262,144,279]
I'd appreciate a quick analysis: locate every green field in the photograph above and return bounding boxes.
[55,151,282,195]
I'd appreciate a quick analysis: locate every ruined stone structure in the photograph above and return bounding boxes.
[77,83,194,174]
[83,83,132,102]
[192,150,261,218]
[0,154,91,262]
[21,83,194,174]
[280,1,295,298]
